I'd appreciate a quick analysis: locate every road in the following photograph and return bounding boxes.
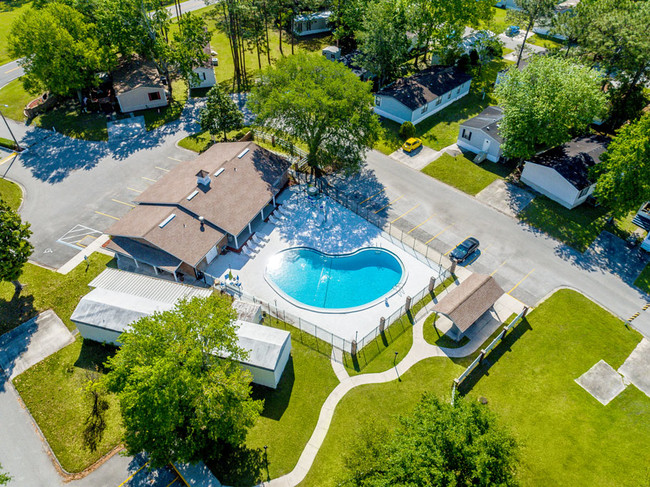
[329,150,650,338]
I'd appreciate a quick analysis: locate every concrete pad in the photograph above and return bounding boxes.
[575,360,626,405]
[0,310,74,379]
[476,179,535,218]
[618,339,650,398]
[107,116,145,141]
[389,145,440,170]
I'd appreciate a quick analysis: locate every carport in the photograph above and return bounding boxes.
[432,273,505,342]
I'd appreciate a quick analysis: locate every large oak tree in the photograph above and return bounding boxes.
[103,295,262,467]
[249,53,380,176]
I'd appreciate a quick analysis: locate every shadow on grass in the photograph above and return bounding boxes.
[206,443,265,487]
[74,339,119,374]
[251,357,294,421]
[0,292,36,336]
[456,317,532,395]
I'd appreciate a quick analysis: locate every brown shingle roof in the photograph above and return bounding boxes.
[433,274,504,333]
[113,57,164,95]
[105,237,181,273]
[107,206,226,267]
[135,142,290,236]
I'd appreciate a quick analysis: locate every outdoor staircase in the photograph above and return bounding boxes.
[473,151,487,164]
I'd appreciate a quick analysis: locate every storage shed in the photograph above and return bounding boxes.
[113,58,168,113]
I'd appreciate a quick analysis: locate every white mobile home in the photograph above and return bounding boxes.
[457,106,504,162]
[191,42,217,89]
[374,66,472,125]
[292,11,332,36]
[520,135,610,209]
[113,58,168,113]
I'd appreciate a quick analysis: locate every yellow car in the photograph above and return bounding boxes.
[402,137,422,153]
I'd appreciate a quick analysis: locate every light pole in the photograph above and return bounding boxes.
[0,105,20,152]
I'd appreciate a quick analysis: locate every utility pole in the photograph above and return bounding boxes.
[0,107,21,152]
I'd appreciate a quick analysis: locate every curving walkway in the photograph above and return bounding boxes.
[264,296,523,487]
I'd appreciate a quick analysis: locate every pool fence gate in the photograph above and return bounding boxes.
[451,306,529,404]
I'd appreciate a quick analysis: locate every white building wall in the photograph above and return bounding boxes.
[373,96,413,125]
[74,321,123,346]
[520,162,586,209]
[117,86,168,113]
[457,127,502,162]
[191,67,216,89]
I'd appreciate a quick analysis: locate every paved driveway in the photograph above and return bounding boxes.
[327,150,650,337]
[0,100,203,269]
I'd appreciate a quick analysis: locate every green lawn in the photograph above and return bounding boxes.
[527,33,565,50]
[0,253,111,335]
[0,177,22,211]
[0,1,31,65]
[481,6,511,35]
[421,153,513,195]
[139,79,188,131]
[13,337,124,473]
[375,58,512,155]
[178,128,248,153]
[302,290,649,487]
[634,264,650,294]
[0,78,33,121]
[518,196,610,252]
[423,312,470,348]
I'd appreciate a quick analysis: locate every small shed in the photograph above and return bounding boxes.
[191,41,217,89]
[113,58,168,113]
[432,273,504,341]
[233,299,263,323]
[292,11,332,36]
[322,45,341,61]
[235,320,291,389]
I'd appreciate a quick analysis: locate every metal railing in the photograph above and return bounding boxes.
[252,129,308,168]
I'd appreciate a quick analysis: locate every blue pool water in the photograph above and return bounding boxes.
[265,247,404,310]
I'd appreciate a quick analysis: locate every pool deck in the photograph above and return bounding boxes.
[205,187,444,343]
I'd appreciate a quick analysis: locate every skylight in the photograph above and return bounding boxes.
[186,190,199,201]
[214,167,225,177]
[159,214,176,228]
[237,148,250,159]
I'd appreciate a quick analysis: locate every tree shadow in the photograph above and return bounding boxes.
[73,339,119,373]
[456,317,532,395]
[206,443,265,487]
[0,291,36,336]
[0,298,37,392]
[251,357,294,421]
[0,0,30,12]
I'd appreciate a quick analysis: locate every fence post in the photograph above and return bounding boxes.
[450,260,457,275]
[478,349,486,364]
[351,339,357,356]
[405,296,412,312]
[379,316,386,334]
[521,306,529,318]
[428,276,436,293]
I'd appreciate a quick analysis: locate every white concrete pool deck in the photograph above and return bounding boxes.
[205,187,444,342]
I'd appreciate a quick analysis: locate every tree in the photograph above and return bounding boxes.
[341,394,519,486]
[495,56,607,160]
[169,13,212,87]
[331,0,369,51]
[199,85,244,142]
[0,463,10,486]
[0,201,33,295]
[556,0,650,124]
[9,3,104,99]
[103,295,262,467]
[592,114,650,217]
[358,0,410,87]
[249,53,381,177]
[508,0,557,67]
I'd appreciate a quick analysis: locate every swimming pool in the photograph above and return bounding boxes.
[265,247,405,312]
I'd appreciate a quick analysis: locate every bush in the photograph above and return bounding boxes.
[0,137,18,151]
[399,121,416,140]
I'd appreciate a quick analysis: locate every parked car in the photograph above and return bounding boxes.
[506,25,520,37]
[450,237,480,263]
[402,137,422,153]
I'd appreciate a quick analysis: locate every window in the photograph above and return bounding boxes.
[462,128,472,141]
[148,91,161,101]
[457,87,461,94]
[375,96,381,106]
[201,72,206,80]
[421,104,428,114]
[578,186,591,199]
[435,97,442,106]
[447,92,452,100]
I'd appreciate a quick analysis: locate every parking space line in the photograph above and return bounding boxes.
[117,461,150,487]
[490,260,507,276]
[167,157,183,162]
[111,199,135,208]
[444,235,472,256]
[165,476,180,487]
[156,166,170,172]
[425,224,454,244]
[95,211,120,220]
[408,214,436,233]
[508,269,535,295]
[127,187,143,193]
[391,204,420,224]
[359,188,385,205]
[374,195,403,214]
[142,176,157,182]
[75,235,97,248]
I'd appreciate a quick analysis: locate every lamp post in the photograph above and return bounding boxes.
[394,351,398,366]
[0,105,20,152]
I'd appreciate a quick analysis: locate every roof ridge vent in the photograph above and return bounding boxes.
[237,148,250,159]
